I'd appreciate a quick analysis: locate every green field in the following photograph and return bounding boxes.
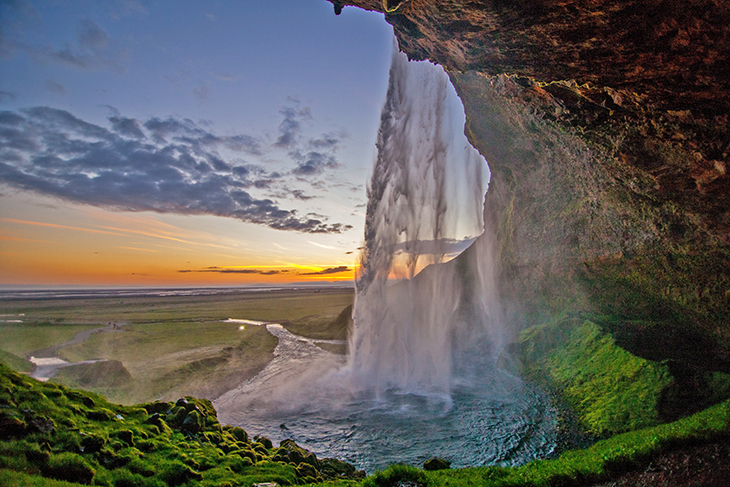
[0,288,354,404]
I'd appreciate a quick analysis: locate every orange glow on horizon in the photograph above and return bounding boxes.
[0,201,360,288]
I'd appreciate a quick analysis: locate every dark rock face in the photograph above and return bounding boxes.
[330,1,730,368]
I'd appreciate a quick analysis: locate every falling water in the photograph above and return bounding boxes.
[349,48,504,397]
[215,46,556,472]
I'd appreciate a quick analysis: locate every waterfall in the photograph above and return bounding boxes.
[214,46,558,470]
[348,46,505,397]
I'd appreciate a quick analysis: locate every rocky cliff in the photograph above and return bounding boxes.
[330,1,730,376]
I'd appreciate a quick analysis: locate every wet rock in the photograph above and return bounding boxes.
[181,410,202,433]
[423,457,451,470]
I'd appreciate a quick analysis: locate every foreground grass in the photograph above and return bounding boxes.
[0,363,363,486]
[2,361,729,487]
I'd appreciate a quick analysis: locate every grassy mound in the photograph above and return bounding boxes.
[0,362,364,486]
[0,349,34,374]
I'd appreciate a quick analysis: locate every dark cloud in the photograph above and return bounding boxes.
[178,267,289,275]
[274,105,311,149]
[298,266,350,276]
[109,116,145,139]
[0,106,352,234]
[291,150,340,176]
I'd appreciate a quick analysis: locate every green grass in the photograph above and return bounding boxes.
[0,323,100,359]
[516,315,730,438]
[518,316,673,436]
[0,349,34,373]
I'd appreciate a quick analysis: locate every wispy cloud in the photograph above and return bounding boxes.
[44,80,67,95]
[119,246,158,252]
[0,217,127,237]
[4,18,129,74]
[0,107,352,234]
[176,264,353,276]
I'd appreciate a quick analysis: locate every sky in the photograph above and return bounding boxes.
[0,0,396,287]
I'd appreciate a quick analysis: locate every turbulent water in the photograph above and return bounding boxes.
[215,324,556,472]
[215,46,557,471]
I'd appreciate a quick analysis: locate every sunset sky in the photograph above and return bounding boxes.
[0,0,396,287]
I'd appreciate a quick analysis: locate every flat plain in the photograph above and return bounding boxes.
[0,287,354,404]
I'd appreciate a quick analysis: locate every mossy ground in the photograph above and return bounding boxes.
[515,314,730,439]
[3,360,730,487]
[0,363,363,486]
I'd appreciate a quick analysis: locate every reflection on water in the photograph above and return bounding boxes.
[214,324,556,472]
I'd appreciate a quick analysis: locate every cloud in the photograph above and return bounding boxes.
[178,266,289,275]
[193,83,211,103]
[213,72,236,82]
[274,105,311,149]
[291,150,339,176]
[298,266,350,276]
[0,107,353,234]
[77,19,109,50]
[44,80,67,95]
[0,91,18,103]
[4,18,128,73]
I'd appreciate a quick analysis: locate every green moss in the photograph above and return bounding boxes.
[518,319,672,437]
[43,452,97,485]
[546,320,671,435]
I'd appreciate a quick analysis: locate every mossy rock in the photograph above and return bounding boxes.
[228,426,248,443]
[253,435,273,449]
[42,452,96,485]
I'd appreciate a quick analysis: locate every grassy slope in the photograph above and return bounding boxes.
[2,362,729,487]
[0,363,362,487]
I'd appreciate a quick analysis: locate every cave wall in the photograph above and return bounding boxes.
[329,0,730,369]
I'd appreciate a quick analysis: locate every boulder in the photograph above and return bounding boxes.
[423,457,451,470]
